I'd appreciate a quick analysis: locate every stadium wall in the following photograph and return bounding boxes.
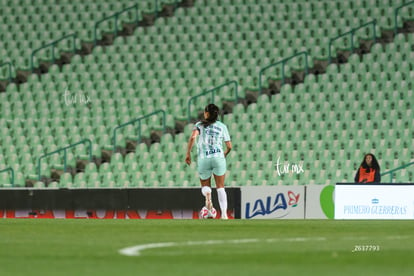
[1,183,412,219]
[0,185,337,219]
[0,187,241,219]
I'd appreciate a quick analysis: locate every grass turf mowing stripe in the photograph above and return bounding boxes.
[0,219,413,276]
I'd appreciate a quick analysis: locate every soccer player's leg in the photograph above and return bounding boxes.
[198,158,213,211]
[200,179,213,211]
[212,158,228,219]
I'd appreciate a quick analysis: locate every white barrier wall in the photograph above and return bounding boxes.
[304,185,333,219]
[241,186,305,219]
[334,184,414,220]
[240,184,338,219]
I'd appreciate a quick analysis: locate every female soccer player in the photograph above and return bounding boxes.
[185,104,232,219]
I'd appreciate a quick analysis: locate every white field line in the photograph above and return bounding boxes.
[119,237,326,257]
[341,235,411,241]
[118,235,411,257]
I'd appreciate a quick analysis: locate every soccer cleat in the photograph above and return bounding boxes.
[221,213,228,220]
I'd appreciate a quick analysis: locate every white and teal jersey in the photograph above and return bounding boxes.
[194,121,231,159]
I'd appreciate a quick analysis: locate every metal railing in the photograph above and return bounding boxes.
[93,1,183,45]
[328,20,377,63]
[259,51,309,94]
[37,139,92,181]
[94,4,139,46]
[112,110,166,152]
[0,167,14,187]
[381,161,414,183]
[31,33,77,72]
[0,62,13,82]
[153,0,180,17]
[187,80,239,122]
[394,0,414,34]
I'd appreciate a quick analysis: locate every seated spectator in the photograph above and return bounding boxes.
[354,153,381,183]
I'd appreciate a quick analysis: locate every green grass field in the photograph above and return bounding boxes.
[1,219,413,276]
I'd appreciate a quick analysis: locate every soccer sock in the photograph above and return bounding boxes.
[201,186,212,197]
[216,188,228,217]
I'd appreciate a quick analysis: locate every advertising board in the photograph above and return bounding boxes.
[241,186,305,219]
[305,184,334,219]
[335,183,414,219]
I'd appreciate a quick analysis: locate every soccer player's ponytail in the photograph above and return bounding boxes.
[201,104,219,127]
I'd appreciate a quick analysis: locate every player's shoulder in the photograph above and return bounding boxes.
[215,120,228,128]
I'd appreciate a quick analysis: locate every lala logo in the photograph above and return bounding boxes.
[245,191,300,219]
[288,191,300,207]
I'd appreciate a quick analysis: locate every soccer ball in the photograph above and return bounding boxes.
[199,206,217,219]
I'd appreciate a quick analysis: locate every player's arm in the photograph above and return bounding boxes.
[223,125,232,158]
[185,129,199,165]
[224,140,232,158]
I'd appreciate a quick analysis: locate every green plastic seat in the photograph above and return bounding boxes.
[59,172,73,188]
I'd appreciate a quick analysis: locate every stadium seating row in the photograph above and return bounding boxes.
[0,0,413,188]
[0,0,178,71]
